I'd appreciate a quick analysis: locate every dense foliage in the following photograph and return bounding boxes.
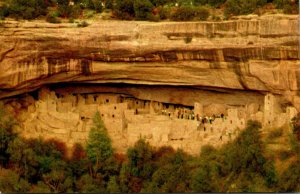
[1,105,300,192]
[170,5,209,21]
[0,0,298,22]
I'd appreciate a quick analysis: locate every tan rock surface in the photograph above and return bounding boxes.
[0,15,299,154]
[0,15,299,110]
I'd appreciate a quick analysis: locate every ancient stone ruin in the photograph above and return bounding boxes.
[0,15,299,154]
[6,87,296,155]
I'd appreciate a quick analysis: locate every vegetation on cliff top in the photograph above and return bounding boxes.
[0,0,298,22]
[1,103,300,192]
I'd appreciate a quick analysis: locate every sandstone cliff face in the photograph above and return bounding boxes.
[0,15,299,154]
[0,15,299,109]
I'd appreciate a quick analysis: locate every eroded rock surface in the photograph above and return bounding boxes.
[0,15,299,153]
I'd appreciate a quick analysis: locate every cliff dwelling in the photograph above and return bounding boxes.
[0,15,299,155]
[3,85,297,155]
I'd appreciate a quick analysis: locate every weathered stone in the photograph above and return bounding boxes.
[0,15,299,155]
[0,16,299,110]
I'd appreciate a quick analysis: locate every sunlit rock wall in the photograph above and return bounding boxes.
[0,15,299,153]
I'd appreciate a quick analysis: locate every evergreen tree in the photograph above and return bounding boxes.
[0,103,16,167]
[224,0,267,16]
[134,0,154,20]
[107,176,121,192]
[86,112,113,177]
[114,0,135,19]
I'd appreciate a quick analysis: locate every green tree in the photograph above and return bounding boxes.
[147,149,190,192]
[194,6,209,20]
[105,0,113,9]
[123,139,155,192]
[134,0,154,20]
[170,5,209,21]
[107,176,121,192]
[119,163,130,192]
[191,145,221,192]
[6,0,49,19]
[127,139,154,178]
[31,181,51,193]
[220,121,277,191]
[114,0,135,19]
[69,143,88,178]
[0,103,16,167]
[273,0,299,13]
[150,0,169,6]
[291,113,300,140]
[92,0,104,12]
[76,173,106,192]
[0,4,9,19]
[224,0,267,16]
[7,137,39,181]
[0,168,30,192]
[279,161,300,191]
[170,6,196,21]
[41,160,73,192]
[86,111,113,178]
[192,164,215,192]
[194,0,226,7]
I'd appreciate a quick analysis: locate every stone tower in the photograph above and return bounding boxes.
[263,93,279,127]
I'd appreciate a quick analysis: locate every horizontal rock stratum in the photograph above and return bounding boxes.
[0,15,299,109]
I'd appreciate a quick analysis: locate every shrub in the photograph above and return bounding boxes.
[211,14,221,21]
[57,4,73,18]
[191,165,215,192]
[170,6,196,21]
[279,161,300,191]
[92,0,104,12]
[107,176,121,192]
[0,168,30,192]
[150,0,169,6]
[105,0,113,9]
[134,0,154,20]
[184,36,193,44]
[224,0,267,16]
[148,14,160,21]
[46,14,61,23]
[69,18,75,23]
[69,4,82,18]
[114,0,135,20]
[158,6,171,19]
[6,0,48,19]
[127,139,154,178]
[291,113,300,140]
[77,20,89,27]
[0,103,16,167]
[83,10,96,18]
[57,1,83,18]
[184,36,193,43]
[263,160,278,187]
[273,0,299,14]
[0,4,9,20]
[283,3,299,14]
[194,0,226,7]
[194,6,210,20]
[170,6,209,21]
[200,144,217,157]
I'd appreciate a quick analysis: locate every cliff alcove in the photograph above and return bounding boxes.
[0,15,299,154]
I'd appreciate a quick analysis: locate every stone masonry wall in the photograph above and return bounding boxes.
[5,87,298,155]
